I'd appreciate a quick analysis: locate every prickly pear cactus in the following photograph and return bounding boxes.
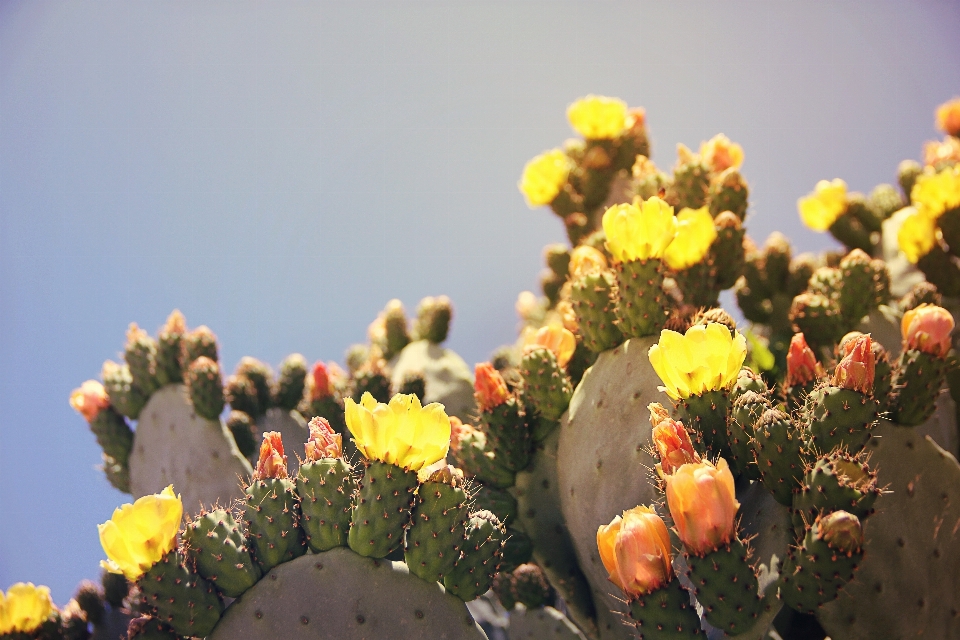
[207,549,488,640]
[256,408,309,475]
[129,384,251,508]
[389,340,476,420]
[509,605,586,640]
[816,420,960,639]
[556,336,667,638]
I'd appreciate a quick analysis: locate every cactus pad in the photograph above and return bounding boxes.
[389,339,476,420]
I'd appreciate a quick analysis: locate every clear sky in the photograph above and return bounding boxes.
[2,1,959,602]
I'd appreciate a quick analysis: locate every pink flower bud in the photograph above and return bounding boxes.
[596,505,673,598]
[649,403,699,475]
[785,333,824,388]
[665,459,740,556]
[255,432,287,479]
[901,304,954,358]
[70,380,110,422]
[304,417,342,461]
[833,334,875,394]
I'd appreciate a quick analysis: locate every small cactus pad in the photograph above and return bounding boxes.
[442,510,505,601]
[684,540,764,634]
[244,476,308,572]
[138,550,223,637]
[816,420,960,639]
[207,549,488,640]
[626,580,702,639]
[349,461,418,558]
[184,508,262,598]
[129,385,252,509]
[296,457,355,553]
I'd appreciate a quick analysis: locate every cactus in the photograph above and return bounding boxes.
[273,353,308,411]
[348,460,419,558]
[183,508,261,597]
[296,447,355,553]
[184,356,224,421]
[137,550,223,637]
[207,550,488,639]
[442,510,505,601]
[405,467,469,584]
[389,339,476,421]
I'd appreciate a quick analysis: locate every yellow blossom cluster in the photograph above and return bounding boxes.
[0,583,55,634]
[345,393,451,471]
[648,323,747,400]
[98,486,183,580]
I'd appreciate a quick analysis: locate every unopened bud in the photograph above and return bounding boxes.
[817,510,864,554]
[785,333,825,387]
[833,334,875,394]
[70,380,110,422]
[475,363,510,412]
[304,417,341,461]
[255,432,287,479]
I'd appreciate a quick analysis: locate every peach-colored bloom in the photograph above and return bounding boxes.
[649,403,699,475]
[785,333,824,388]
[901,304,954,357]
[70,380,110,422]
[699,134,744,173]
[524,325,576,369]
[665,459,740,556]
[475,363,510,412]
[833,334,875,394]
[936,97,960,136]
[256,432,288,479]
[596,505,673,598]
[304,417,342,461]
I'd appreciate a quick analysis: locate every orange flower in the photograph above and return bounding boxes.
[664,459,739,556]
[596,506,673,598]
[901,304,954,357]
[699,133,744,173]
[649,403,698,475]
[936,97,960,136]
[304,417,342,461]
[255,432,288,479]
[524,325,576,369]
[311,362,332,400]
[70,380,110,422]
[785,333,824,388]
[833,334,875,394]
[474,363,510,412]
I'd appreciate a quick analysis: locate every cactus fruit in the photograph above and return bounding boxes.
[802,383,878,456]
[727,389,769,479]
[88,406,134,477]
[225,410,257,459]
[404,466,469,584]
[789,292,844,352]
[450,420,516,490]
[570,268,623,354]
[753,408,804,506]
[791,450,880,532]
[711,212,747,290]
[181,325,218,367]
[155,310,186,386]
[475,364,532,472]
[207,550,488,640]
[273,353,308,412]
[671,155,711,210]
[128,385,251,508]
[683,540,765,634]
[442,510,505,601]
[296,419,355,553]
[348,461,419,558]
[816,420,960,638]
[414,296,453,344]
[125,323,161,397]
[102,360,149,420]
[184,356,225,420]
[137,550,223,637]
[624,581,703,639]
[514,429,599,639]
[183,509,261,597]
[838,249,890,324]
[389,339,476,420]
[236,357,273,411]
[226,373,264,418]
[398,371,427,400]
[614,259,669,338]
[519,347,572,423]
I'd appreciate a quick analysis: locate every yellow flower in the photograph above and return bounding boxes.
[98,486,183,580]
[568,245,608,279]
[0,583,54,634]
[344,393,451,471]
[699,134,744,173]
[798,179,848,231]
[648,323,747,400]
[519,149,572,206]
[602,197,678,263]
[897,207,939,263]
[567,95,628,140]
[523,325,576,369]
[936,97,960,136]
[911,165,960,219]
[664,459,740,556]
[663,207,717,270]
[596,506,673,598]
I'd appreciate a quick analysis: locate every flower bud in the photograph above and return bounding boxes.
[816,510,863,554]
[304,417,341,461]
[785,333,825,388]
[524,325,576,369]
[936,97,960,136]
[699,133,744,173]
[162,309,187,335]
[255,432,288,479]
[475,363,510,412]
[569,245,608,279]
[0,582,55,633]
[447,416,472,455]
[664,459,740,556]
[901,304,954,357]
[427,463,464,486]
[833,334,875,394]
[310,361,332,400]
[649,403,698,475]
[596,506,672,598]
[70,380,110,422]
[567,95,628,140]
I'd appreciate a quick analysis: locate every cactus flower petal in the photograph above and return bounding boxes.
[97,486,182,581]
[798,179,847,231]
[0,583,54,634]
[602,198,678,263]
[519,149,572,206]
[256,431,288,479]
[648,324,747,400]
[304,417,342,461]
[596,506,672,598]
[902,304,954,357]
[70,380,110,422]
[833,334,875,394]
[699,133,744,173]
[345,393,451,471]
[664,459,739,556]
[785,333,824,388]
[567,95,628,140]
[664,206,718,271]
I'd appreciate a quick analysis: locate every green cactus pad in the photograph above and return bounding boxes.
[614,258,669,339]
[778,516,863,615]
[510,564,552,609]
[452,428,515,489]
[226,410,258,460]
[626,580,702,639]
[500,527,534,573]
[519,347,572,423]
[414,296,453,344]
[803,385,878,455]
[556,336,666,637]
[138,550,223,638]
[389,340,476,421]
[678,389,732,460]
[711,215,746,290]
[349,460,418,558]
[102,361,149,420]
[515,429,598,639]
[838,251,889,325]
[816,420,960,638]
[126,616,183,640]
[181,326,218,367]
[244,476,307,573]
[727,390,769,479]
[891,349,950,426]
[827,212,873,254]
[472,485,517,527]
[480,399,531,473]
[273,354,308,412]
[398,371,427,401]
[866,183,904,221]
[185,356,225,421]
[296,457,355,552]
[685,540,763,634]
[236,357,273,410]
[442,510,504,601]
[89,406,134,469]
[753,408,804,506]
[156,327,185,387]
[671,159,711,209]
[791,450,880,532]
[125,330,161,397]
[226,373,265,419]
[708,167,749,220]
[184,509,261,598]
[207,549,487,640]
[674,260,720,309]
[789,293,844,352]
[383,303,412,360]
[570,268,624,353]
[129,385,252,509]
[405,477,469,584]
[256,409,309,476]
